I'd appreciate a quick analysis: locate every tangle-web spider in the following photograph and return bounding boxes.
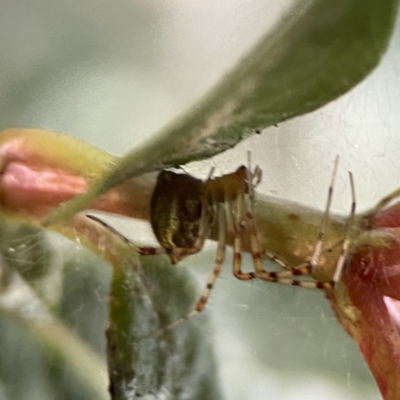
[88,156,355,327]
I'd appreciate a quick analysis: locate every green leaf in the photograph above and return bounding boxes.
[43,0,398,226]
[107,253,222,399]
[0,220,110,400]
[0,310,109,400]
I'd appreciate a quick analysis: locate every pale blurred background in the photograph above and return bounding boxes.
[2,1,400,399]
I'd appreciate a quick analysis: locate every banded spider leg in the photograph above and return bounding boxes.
[254,157,356,289]
[86,162,270,330]
[86,157,356,333]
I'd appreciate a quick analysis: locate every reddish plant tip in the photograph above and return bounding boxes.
[330,227,400,400]
[0,129,154,221]
[0,161,88,216]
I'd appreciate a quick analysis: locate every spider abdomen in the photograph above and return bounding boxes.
[150,170,203,253]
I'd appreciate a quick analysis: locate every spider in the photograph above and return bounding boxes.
[87,156,355,326]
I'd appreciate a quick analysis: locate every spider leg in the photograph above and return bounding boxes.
[246,151,262,192]
[244,164,293,272]
[233,190,254,280]
[332,171,356,283]
[309,155,339,272]
[187,196,213,255]
[86,214,166,256]
[290,169,356,287]
[224,200,235,236]
[254,264,333,289]
[151,203,228,335]
[243,164,265,273]
[255,163,356,291]
[244,210,292,273]
[194,203,227,313]
[258,156,340,287]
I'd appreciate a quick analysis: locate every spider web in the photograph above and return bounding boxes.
[1,1,399,398]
